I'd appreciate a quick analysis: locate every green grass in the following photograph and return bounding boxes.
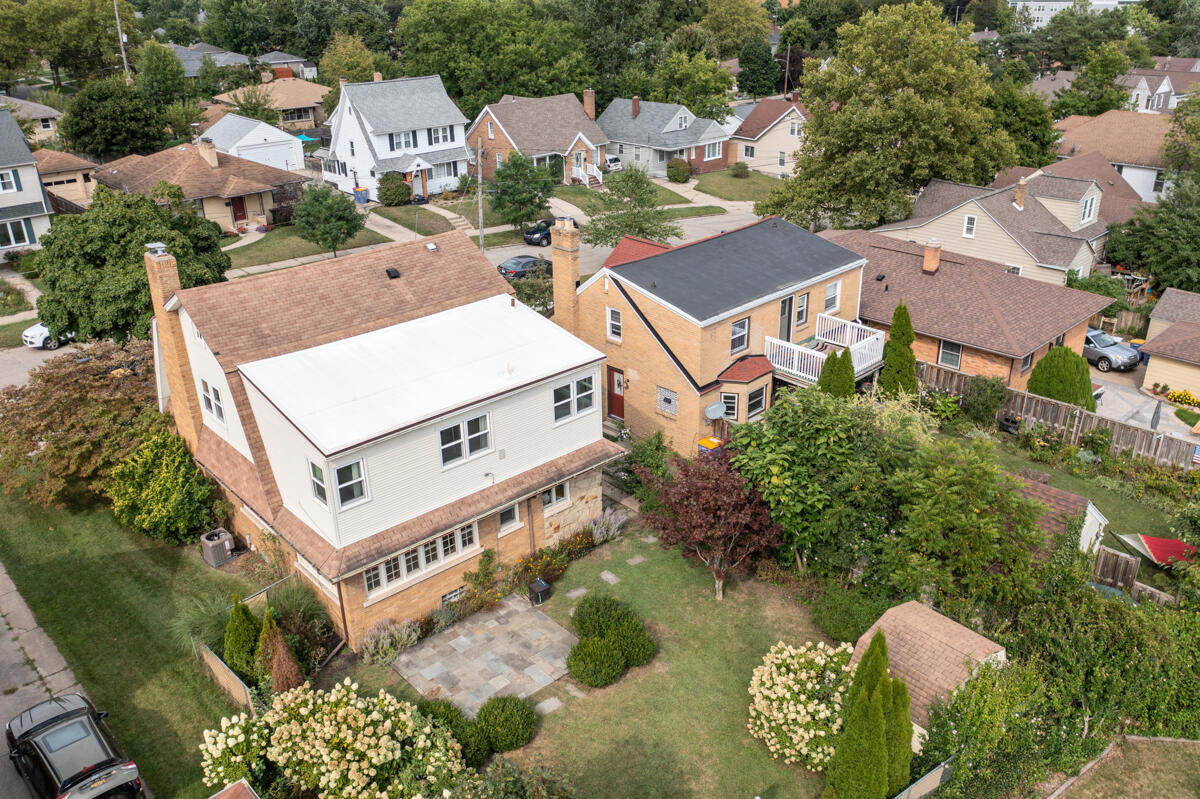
[1175,407,1199,427]
[373,205,455,236]
[662,204,726,220]
[481,230,526,248]
[553,182,692,215]
[441,196,505,228]
[0,277,32,315]
[223,226,390,269]
[0,493,266,798]
[651,183,691,205]
[1060,738,1200,798]
[695,168,780,203]
[515,534,825,799]
[314,650,422,705]
[0,317,30,348]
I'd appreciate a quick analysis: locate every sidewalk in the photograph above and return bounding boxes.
[0,266,41,327]
[651,176,757,214]
[225,240,396,278]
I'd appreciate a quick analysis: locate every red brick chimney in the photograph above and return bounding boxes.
[632,96,640,119]
[583,88,595,121]
[144,244,203,449]
[551,220,581,334]
[1013,178,1027,210]
[923,239,942,275]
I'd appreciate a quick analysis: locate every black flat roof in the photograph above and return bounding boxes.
[609,218,864,322]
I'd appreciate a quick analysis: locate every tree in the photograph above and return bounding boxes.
[826,686,888,799]
[163,100,206,138]
[0,0,37,91]
[580,168,683,247]
[230,84,282,126]
[448,758,576,799]
[1051,42,1132,118]
[490,153,554,229]
[639,448,783,599]
[108,430,219,543]
[27,0,142,85]
[648,51,735,122]
[845,629,889,712]
[887,678,913,795]
[163,17,201,45]
[778,15,818,51]
[37,185,231,343]
[137,41,188,108]
[1106,173,1200,291]
[792,0,862,51]
[667,23,718,58]
[756,3,1016,228]
[1065,270,1129,317]
[701,0,772,58]
[817,348,855,398]
[59,76,165,160]
[202,0,269,54]
[1175,0,1200,56]
[965,0,1015,31]
[563,0,661,102]
[223,600,260,683]
[294,0,390,59]
[317,32,376,114]
[509,268,553,315]
[268,626,305,692]
[292,185,364,257]
[1164,93,1200,174]
[987,76,1058,167]
[377,171,412,206]
[737,37,780,98]
[877,303,916,396]
[1025,345,1097,410]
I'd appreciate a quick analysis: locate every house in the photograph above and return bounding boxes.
[207,779,260,799]
[323,75,470,201]
[990,150,1144,228]
[1027,70,1075,99]
[1117,69,1175,113]
[1016,477,1110,553]
[0,110,53,252]
[256,50,317,80]
[970,28,1000,42]
[851,601,1006,733]
[203,114,304,173]
[1055,110,1172,202]
[1140,322,1200,400]
[727,97,809,178]
[0,95,61,142]
[873,172,1114,285]
[169,42,251,79]
[1006,0,1123,28]
[823,230,1112,391]
[551,217,884,452]
[145,230,623,648]
[467,91,608,186]
[596,97,731,178]
[1147,287,1200,339]
[97,139,306,231]
[1152,56,1200,72]
[32,149,97,211]
[215,77,329,131]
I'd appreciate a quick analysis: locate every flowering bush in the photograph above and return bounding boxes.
[200,679,467,798]
[361,618,420,666]
[1168,388,1199,408]
[747,640,853,770]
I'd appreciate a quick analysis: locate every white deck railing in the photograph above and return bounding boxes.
[764,336,827,383]
[586,163,603,184]
[815,313,885,376]
[571,166,586,183]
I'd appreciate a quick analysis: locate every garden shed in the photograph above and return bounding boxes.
[1015,477,1110,553]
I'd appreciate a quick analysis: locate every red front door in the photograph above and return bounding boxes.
[607,367,625,420]
[231,196,247,222]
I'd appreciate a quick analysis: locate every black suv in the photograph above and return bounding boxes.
[6,694,145,799]
[523,217,578,246]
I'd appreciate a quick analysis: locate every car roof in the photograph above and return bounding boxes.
[7,694,91,741]
[35,715,118,786]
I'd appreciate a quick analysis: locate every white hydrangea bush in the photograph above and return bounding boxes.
[200,678,467,798]
[747,640,854,770]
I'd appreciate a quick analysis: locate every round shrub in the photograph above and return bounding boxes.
[476,695,538,752]
[666,157,692,183]
[566,636,627,687]
[419,699,492,768]
[730,161,750,178]
[605,615,655,668]
[572,594,636,638]
[361,617,419,665]
[377,171,412,206]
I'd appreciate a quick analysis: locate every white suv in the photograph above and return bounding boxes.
[22,322,72,350]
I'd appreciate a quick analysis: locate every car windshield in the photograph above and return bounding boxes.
[499,258,526,269]
[1092,332,1120,348]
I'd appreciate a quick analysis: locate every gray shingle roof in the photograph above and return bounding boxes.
[342,76,467,133]
[257,51,305,64]
[0,95,61,121]
[376,145,470,174]
[169,43,251,78]
[0,201,50,222]
[0,110,34,167]
[597,98,727,149]
[481,94,608,156]
[203,114,270,150]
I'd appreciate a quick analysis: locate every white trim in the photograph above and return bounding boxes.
[730,317,750,353]
[937,339,963,370]
[498,502,521,535]
[362,524,482,606]
[879,200,1045,267]
[438,412,493,469]
[334,458,369,509]
[962,214,977,238]
[606,306,622,342]
[296,554,338,600]
[540,480,571,516]
[703,141,721,160]
[565,131,603,152]
[823,280,841,314]
[551,374,597,424]
[732,105,808,142]
[747,385,767,418]
[308,459,328,506]
[720,392,738,420]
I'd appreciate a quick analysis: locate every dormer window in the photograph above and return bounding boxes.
[677,115,687,130]
[1080,195,1097,224]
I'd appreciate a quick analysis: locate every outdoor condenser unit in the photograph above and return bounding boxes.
[201,528,234,568]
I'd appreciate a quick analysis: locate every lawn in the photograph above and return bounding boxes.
[514,534,826,799]
[482,230,525,248]
[553,182,691,215]
[663,204,726,220]
[441,196,504,229]
[1060,738,1200,798]
[695,168,780,203]
[223,225,390,269]
[315,649,422,705]
[0,317,29,348]
[373,205,455,236]
[1175,407,1199,427]
[0,493,266,799]
[0,277,32,315]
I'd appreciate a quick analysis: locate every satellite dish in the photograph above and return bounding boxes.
[704,401,727,421]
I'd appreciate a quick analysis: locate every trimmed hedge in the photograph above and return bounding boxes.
[572,595,637,638]
[605,614,655,668]
[418,698,492,768]
[566,636,626,687]
[666,157,693,183]
[476,695,537,752]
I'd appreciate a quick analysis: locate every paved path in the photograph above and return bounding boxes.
[0,344,72,388]
[652,176,759,215]
[219,228,267,250]
[364,210,419,242]
[0,267,41,327]
[1094,375,1200,442]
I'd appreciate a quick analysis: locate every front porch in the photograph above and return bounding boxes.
[764,313,885,384]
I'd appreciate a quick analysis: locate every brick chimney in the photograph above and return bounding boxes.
[373,71,382,82]
[792,91,800,102]
[196,137,219,168]
[260,70,273,84]
[551,220,581,333]
[922,239,942,274]
[583,87,595,120]
[144,244,203,449]
[632,96,640,119]
[1013,177,1027,210]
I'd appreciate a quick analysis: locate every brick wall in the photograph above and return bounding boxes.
[467,110,517,182]
[685,140,729,175]
[145,251,204,449]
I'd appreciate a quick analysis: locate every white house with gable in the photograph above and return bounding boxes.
[204,113,304,172]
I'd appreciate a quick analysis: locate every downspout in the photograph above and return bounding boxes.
[336,578,351,644]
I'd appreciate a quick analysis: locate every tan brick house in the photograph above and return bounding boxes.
[551,217,884,453]
[145,231,622,648]
[1141,288,1200,404]
[824,230,1112,390]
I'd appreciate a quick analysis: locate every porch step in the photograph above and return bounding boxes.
[602,418,624,440]
[448,214,472,231]
[587,177,602,188]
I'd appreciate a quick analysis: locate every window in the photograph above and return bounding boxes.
[730,317,749,353]
[963,215,977,238]
[704,141,720,160]
[281,108,308,122]
[744,145,755,158]
[442,586,466,604]
[404,548,420,573]
[789,121,802,136]
[778,152,785,166]
[0,219,28,248]
[721,392,738,420]
[496,152,504,168]
[1053,333,1065,348]
[938,340,962,369]
[441,531,458,557]
[553,376,594,421]
[1006,265,1022,275]
[499,503,520,532]
[1080,196,1096,223]
[607,307,622,340]
[1154,170,1166,193]
[0,170,16,192]
[487,120,494,139]
[364,567,381,592]
[423,539,440,565]
[460,523,475,548]
[431,161,460,180]
[656,386,677,415]
[309,462,327,504]
[795,292,809,326]
[617,143,624,154]
[39,118,52,130]
[429,125,454,145]
[440,414,490,465]
[747,386,766,417]
[1021,352,1033,372]
[199,379,224,422]
[336,460,366,506]
[349,141,355,156]
[541,481,569,509]
[361,524,480,594]
[824,280,841,313]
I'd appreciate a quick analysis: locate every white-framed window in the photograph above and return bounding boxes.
[824,280,841,313]
[431,162,460,180]
[656,386,677,415]
[0,170,16,192]
[442,586,467,604]
[403,130,417,148]
[363,524,479,595]
[200,379,224,422]
[963,215,977,238]
[441,530,458,557]
[0,219,29,248]
[1021,352,1034,372]
[553,376,595,421]
[677,115,687,130]
[496,152,503,168]
[789,121,802,136]
[487,120,494,139]
[335,460,367,507]
[541,481,569,509]
[1154,170,1166,193]
[731,317,749,353]
[499,503,521,533]
[938,340,962,369]
[40,118,52,130]
[795,292,809,326]
[1006,265,1022,275]
[744,145,755,158]
[429,125,453,144]
[423,539,440,565]
[309,461,327,504]
[440,413,490,466]
[747,386,767,418]
[1080,196,1096,223]
[778,152,785,166]
[721,392,738,420]
[704,141,720,160]
[606,306,623,341]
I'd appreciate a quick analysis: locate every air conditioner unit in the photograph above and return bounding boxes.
[201,528,234,568]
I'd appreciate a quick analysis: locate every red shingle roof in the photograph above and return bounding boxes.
[732,99,810,141]
[602,235,673,268]
[718,355,773,383]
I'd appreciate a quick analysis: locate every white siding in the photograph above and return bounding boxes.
[229,137,304,172]
[0,162,53,251]
[734,110,805,177]
[877,201,1038,271]
[179,308,254,460]
[1116,164,1168,203]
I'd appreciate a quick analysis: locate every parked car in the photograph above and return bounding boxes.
[605,155,622,172]
[22,323,73,351]
[523,217,578,247]
[6,694,145,799]
[496,255,552,279]
[1083,327,1140,372]
[411,193,429,205]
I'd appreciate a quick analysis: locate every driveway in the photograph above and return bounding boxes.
[1092,368,1199,441]
[0,345,73,389]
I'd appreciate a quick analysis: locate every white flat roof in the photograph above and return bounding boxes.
[239,294,603,454]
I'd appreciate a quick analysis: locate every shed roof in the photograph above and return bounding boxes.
[1015,478,1093,537]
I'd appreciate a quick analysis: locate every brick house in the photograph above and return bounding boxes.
[824,230,1112,390]
[145,231,622,648]
[596,97,730,178]
[467,91,608,186]
[551,217,885,453]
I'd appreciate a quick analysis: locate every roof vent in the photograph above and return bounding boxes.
[385,267,400,279]
[145,241,168,256]
[425,242,438,252]
[875,273,885,281]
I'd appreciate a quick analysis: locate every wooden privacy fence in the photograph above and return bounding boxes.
[915,361,1199,470]
[1093,545,1140,591]
[192,638,256,714]
[1089,309,1148,336]
[892,757,953,799]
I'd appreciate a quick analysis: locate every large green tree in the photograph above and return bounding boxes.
[737,36,780,98]
[292,184,365,257]
[826,685,888,799]
[701,0,772,58]
[1026,344,1097,410]
[791,0,861,51]
[27,0,143,85]
[987,75,1058,166]
[648,51,735,121]
[1051,41,1132,118]
[59,76,165,160]
[562,0,662,99]
[817,348,855,398]
[580,168,683,247]
[756,2,1017,228]
[1175,0,1200,55]
[1037,2,1129,68]
[1164,93,1200,174]
[964,0,1015,32]
[877,302,916,396]
[317,32,376,114]
[202,0,269,54]
[1107,176,1200,292]
[230,83,283,126]
[490,153,555,230]
[136,41,188,108]
[0,0,37,90]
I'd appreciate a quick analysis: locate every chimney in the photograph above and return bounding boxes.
[583,87,595,120]
[551,220,581,334]
[922,239,942,274]
[373,71,382,82]
[632,96,640,119]
[339,77,348,87]
[197,137,219,168]
[791,91,800,102]
[1013,177,1027,210]
[144,244,203,449]
[260,70,273,84]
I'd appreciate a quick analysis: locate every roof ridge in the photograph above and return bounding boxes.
[967,256,1022,355]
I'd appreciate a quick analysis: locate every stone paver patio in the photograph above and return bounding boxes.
[393,594,576,715]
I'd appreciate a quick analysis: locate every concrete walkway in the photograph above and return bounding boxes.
[219,228,267,250]
[651,176,758,214]
[1094,375,1200,442]
[0,267,41,327]
[364,210,419,242]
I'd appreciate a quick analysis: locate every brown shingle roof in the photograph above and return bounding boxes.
[990,151,1143,226]
[207,779,261,799]
[1152,56,1200,72]
[482,94,608,156]
[178,231,515,372]
[1015,478,1091,537]
[97,143,304,202]
[602,234,672,268]
[824,230,1113,358]
[1027,70,1075,97]
[732,99,810,141]
[851,601,1005,727]
[1055,110,1171,168]
[1140,320,1200,366]
[1150,287,1200,325]
[32,149,96,175]
[215,77,329,111]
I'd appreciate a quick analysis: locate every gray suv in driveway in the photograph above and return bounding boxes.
[1083,327,1140,372]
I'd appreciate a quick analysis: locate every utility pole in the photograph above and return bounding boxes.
[477,136,484,251]
[113,0,131,79]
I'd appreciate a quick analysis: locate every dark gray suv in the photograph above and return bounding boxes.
[6,694,144,799]
[1083,327,1140,372]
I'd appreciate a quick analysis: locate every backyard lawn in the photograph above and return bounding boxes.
[695,168,780,203]
[374,205,455,236]
[0,317,29,348]
[0,493,267,799]
[1060,738,1200,798]
[223,226,390,269]
[516,534,826,799]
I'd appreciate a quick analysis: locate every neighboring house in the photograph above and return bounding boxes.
[727,98,809,178]
[596,97,731,178]
[852,601,1006,734]
[1027,70,1075,99]
[990,149,1144,229]
[97,139,306,231]
[1140,320,1200,400]
[207,779,260,799]
[873,172,1113,285]
[323,75,470,201]
[1147,287,1200,340]
[215,77,329,131]
[198,102,229,132]
[823,230,1112,391]
[169,42,251,79]
[144,231,622,648]
[970,28,1000,42]
[0,95,61,142]
[203,114,304,173]
[1005,0,1125,28]
[1117,69,1174,113]
[467,91,608,186]
[257,50,317,80]
[551,217,884,453]
[1152,56,1200,72]
[33,149,97,211]
[0,110,53,252]
[1055,110,1172,202]
[1016,477,1109,553]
